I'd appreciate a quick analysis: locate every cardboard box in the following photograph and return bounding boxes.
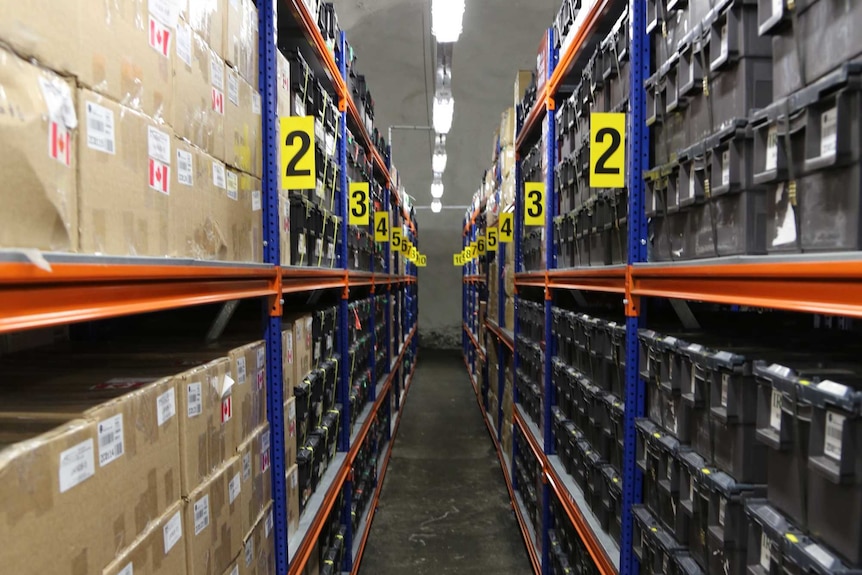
[514,69,533,107]
[501,420,513,459]
[504,296,515,331]
[502,171,516,208]
[226,0,258,89]
[219,167,263,262]
[499,107,516,147]
[0,417,105,572]
[286,464,300,539]
[0,47,78,252]
[225,66,262,177]
[279,190,292,267]
[173,22,226,161]
[0,0,80,76]
[183,0,227,60]
[237,423,271,538]
[284,314,313,394]
[241,503,274,575]
[176,357,236,493]
[78,0,173,122]
[284,396,297,467]
[184,458,243,575]
[171,138,231,259]
[501,145,515,179]
[102,501,187,575]
[77,88,172,256]
[228,340,267,446]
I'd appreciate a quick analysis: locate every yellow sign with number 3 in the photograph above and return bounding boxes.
[524,182,545,226]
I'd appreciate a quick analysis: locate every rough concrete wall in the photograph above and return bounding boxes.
[336,0,558,348]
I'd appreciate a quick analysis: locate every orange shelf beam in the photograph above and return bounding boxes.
[0,262,277,334]
[631,259,862,317]
[486,319,514,352]
[285,0,345,95]
[515,267,626,294]
[463,322,486,361]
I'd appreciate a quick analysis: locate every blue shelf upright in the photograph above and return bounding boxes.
[258,0,288,571]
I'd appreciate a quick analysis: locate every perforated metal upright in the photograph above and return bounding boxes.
[257,0,289,570]
[620,0,649,573]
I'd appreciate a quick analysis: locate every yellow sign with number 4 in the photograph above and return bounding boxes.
[374,212,389,242]
[499,213,514,243]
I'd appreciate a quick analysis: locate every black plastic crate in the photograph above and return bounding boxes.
[297,432,323,511]
[704,469,765,575]
[633,505,687,575]
[295,379,312,446]
[680,450,714,569]
[744,499,804,575]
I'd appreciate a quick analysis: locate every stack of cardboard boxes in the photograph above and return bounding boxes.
[0,0,262,262]
[0,338,274,574]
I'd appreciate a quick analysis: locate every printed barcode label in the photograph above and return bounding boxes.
[824,410,845,461]
[298,234,307,255]
[227,171,239,200]
[326,334,333,352]
[175,20,192,67]
[821,107,838,158]
[765,126,778,171]
[328,242,335,261]
[252,93,261,115]
[294,94,306,117]
[212,162,226,189]
[177,149,193,186]
[147,126,171,163]
[236,357,247,384]
[261,430,271,454]
[720,24,728,59]
[38,76,77,128]
[690,369,697,395]
[770,390,782,431]
[193,495,210,535]
[722,150,730,187]
[316,238,323,258]
[149,0,179,28]
[718,498,726,526]
[118,562,133,575]
[720,374,729,407]
[59,439,95,493]
[163,511,183,553]
[228,71,240,106]
[265,510,274,537]
[242,451,252,481]
[245,538,254,566]
[229,472,241,504]
[86,102,116,154]
[157,389,177,426]
[252,190,262,212]
[257,347,266,370]
[187,382,203,417]
[760,533,772,569]
[210,55,225,90]
[98,414,125,467]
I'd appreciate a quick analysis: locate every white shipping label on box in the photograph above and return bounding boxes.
[229,472,241,504]
[228,72,240,107]
[147,126,171,163]
[824,410,845,461]
[163,511,183,554]
[149,0,180,28]
[212,162,227,189]
[157,389,177,426]
[245,540,254,566]
[227,171,239,200]
[230,566,239,575]
[177,149,194,186]
[210,55,225,90]
[237,357,247,384]
[252,190,262,211]
[38,76,77,128]
[187,382,203,417]
[252,93,261,115]
[265,510,273,537]
[176,21,192,67]
[193,494,210,535]
[118,562,134,575]
[59,439,96,493]
[85,101,116,154]
[821,107,837,158]
[242,451,252,481]
[98,414,125,467]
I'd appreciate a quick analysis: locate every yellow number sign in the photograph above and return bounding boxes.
[280,116,316,190]
[349,182,370,225]
[590,113,626,188]
[499,213,514,243]
[374,212,389,242]
[487,227,498,251]
[524,182,545,226]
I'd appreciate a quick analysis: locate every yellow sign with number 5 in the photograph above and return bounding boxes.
[391,228,402,250]
[487,227,498,251]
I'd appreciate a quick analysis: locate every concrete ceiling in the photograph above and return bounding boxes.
[336,0,558,346]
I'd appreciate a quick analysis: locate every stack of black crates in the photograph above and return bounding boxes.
[549,309,626,550]
[645,0,862,261]
[634,323,862,574]
[554,10,630,269]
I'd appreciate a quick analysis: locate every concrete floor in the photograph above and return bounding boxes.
[359,350,531,574]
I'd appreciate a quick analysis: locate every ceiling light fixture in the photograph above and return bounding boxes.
[431,199,443,213]
[431,178,444,199]
[433,91,454,134]
[432,0,465,43]
[432,149,447,173]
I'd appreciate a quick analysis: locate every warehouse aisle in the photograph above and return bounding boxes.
[359,350,531,574]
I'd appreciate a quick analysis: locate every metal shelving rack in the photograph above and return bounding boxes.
[463,1,862,574]
[0,2,419,574]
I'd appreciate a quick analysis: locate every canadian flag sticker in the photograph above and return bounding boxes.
[212,88,224,115]
[221,396,232,423]
[149,16,171,57]
[148,158,170,195]
[49,122,71,166]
